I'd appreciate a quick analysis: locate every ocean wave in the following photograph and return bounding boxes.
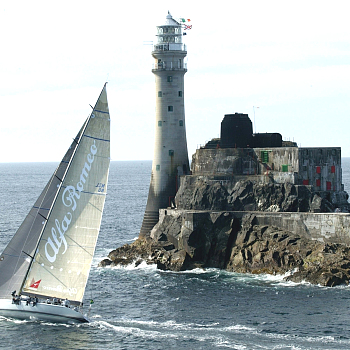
[0,316,28,324]
[88,318,264,347]
[94,262,319,289]
[98,317,258,334]
[103,259,158,272]
[90,318,341,349]
[91,319,179,340]
[261,328,350,346]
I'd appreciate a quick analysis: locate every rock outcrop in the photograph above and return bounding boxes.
[100,210,350,287]
[175,177,339,213]
[101,179,350,287]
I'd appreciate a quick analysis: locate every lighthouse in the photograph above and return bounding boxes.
[140,12,190,237]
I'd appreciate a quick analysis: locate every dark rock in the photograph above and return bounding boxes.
[175,178,335,213]
[175,178,229,210]
[103,172,350,286]
[98,259,113,267]
[103,211,350,286]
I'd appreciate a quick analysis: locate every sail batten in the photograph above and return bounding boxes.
[93,109,109,114]
[84,134,110,142]
[0,84,110,306]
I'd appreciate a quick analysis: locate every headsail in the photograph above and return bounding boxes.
[0,84,110,304]
[0,125,84,299]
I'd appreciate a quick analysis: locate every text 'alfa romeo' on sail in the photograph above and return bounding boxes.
[0,84,110,323]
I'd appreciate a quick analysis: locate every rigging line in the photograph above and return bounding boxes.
[22,251,34,259]
[54,174,63,182]
[88,198,104,212]
[38,212,48,221]
[65,234,94,257]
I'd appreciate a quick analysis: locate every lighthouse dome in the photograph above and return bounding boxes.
[165,11,180,26]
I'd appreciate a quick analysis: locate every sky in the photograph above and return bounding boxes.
[1,0,350,163]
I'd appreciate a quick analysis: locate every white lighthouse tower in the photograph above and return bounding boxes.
[140,12,190,237]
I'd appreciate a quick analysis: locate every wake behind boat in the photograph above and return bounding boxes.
[0,84,110,323]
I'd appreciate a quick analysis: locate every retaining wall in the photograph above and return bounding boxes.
[160,209,350,245]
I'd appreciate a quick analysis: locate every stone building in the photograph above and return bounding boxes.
[191,113,344,202]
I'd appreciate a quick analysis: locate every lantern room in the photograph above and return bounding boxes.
[153,12,186,52]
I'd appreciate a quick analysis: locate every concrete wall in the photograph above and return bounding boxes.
[298,147,341,191]
[160,209,350,245]
[254,147,299,174]
[191,148,259,176]
[191,146,343,191]
[192,147,300,176]
[252,211,350,244]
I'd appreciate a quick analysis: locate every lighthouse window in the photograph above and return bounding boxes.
[169,150,174,156]
[168,106,173,112]
[178,91,182,97]
[158,91,162,97]
[167,76,173,82]
[156,165,160,171]
[158,121,162,127]
[179,120,183,126]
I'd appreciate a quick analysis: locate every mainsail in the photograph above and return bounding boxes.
[0,84,110,305]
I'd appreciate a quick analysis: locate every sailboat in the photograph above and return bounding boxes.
[0,84,110,323]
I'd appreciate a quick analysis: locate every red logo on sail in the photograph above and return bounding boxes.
[29,279,41,289]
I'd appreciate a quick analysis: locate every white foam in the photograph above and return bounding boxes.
[159,267,220,276]
[91,320,178,340]
[262,329,350,346]
[97,259,158,272]
[93,318,258,346]
[223,324,257,333]
[0,316,28,324]
[120,260,158,271]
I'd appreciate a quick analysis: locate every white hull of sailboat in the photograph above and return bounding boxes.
[0,299,88,323]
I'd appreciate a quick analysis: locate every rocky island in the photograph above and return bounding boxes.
[100,114,350,287]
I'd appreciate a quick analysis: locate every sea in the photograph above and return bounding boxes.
[1,159,350,350]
